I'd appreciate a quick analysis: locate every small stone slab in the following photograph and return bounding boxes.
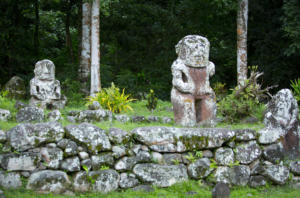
[90,170,120,193]
[235,141,262,164]
[132,127,235,152]
[212,183,230,198]
[290,161,300,176]
[235,129,256,141]
[133,163,188,187]
[16,106,44,122]
[215,147,234,166]
[119,173,140,189]
[0,152,40,171]
[60,157,80,172]
[108,128,130,144]
[27,170,71,194]
[7,122,64,152]
[187,158,212,179]
[0,109,11,121]
[0,171,22,189]
[65,123,111,154]
[264,164,289,185]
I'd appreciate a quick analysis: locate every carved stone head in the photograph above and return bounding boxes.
[175,35,210,67]
[34,59,55,81]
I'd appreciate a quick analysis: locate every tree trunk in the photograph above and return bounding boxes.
[34,0,39,57]
[65,0,74,63]
[237,0,248,87]
[90,0,101,96]
[79,2,91,94]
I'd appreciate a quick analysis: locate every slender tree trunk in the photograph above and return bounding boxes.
[77,0,82,63]
[34,0,39,57]
[65,0,74,63]
[90,0,101,96]
[237,0,248,87]
[79,2,91,94]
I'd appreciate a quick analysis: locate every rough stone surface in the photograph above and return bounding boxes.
[213,166,250,186]
[0,109,11,121]
[229,165,250,186]
[0,171,22,189]
[16,106,44,122]
[0,189,4,198]
[91,153,114,170]
[0,130,6,143]
[7,122,64,151]
[235,141,262,164]
[4,76,26,99]
[73,172,90,192]
[29,59,67,109]
[131,115,147,123]
[147,116,160,122]
[88,101,101,110]
[81,159,92,171]
[0,152,40,171]
[290,161,300,175]
[163,153,182,165]
[40,147,64,169]
[119,173,139,189]
[47,110,62,121]
[151,152,164,164]
[187,158,212,179]
[171,35,216,127]
[215,147,234,166]
[132,127,235,152]
[108,128,130,144]
[249,176,266,187]
[112,146,126,159]
[114,114,130,123]
[212,183,230,198]
[65,123,111,154]
[61,157,80,172]
[263,143,284,164]
[133,163,188,187]
[258,89,299,158]
[64,140,78,157]
[264,164,289,185]
[162,117,172,124]
[235,129,256,141]
[115,151,151,171]
[90,170,120,193]
[27,170,71,194]
[78,152,89,160]
[75,109,112,122]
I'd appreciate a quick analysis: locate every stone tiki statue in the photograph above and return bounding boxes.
[29,59,67,109]
[171,35,216,126]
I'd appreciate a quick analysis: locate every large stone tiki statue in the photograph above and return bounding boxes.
[29,59,66,109]
[171,35,216,126]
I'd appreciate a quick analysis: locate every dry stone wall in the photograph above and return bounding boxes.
[0,123,299,194]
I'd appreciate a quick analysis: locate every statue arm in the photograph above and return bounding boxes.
[30,79,45,100]
[207,61,215,77]
[171,61,194,93]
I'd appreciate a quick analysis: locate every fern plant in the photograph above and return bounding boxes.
[86,82,135,113]
[290,78,300,105]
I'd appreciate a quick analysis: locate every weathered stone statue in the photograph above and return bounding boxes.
[29,59,66,109]
[171,35,216,126]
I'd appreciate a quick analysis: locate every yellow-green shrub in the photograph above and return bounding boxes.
[86,83,135,113]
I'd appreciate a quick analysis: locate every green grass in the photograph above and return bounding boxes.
[2,181,300,198]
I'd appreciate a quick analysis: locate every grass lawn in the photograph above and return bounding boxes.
[3,181,300,198]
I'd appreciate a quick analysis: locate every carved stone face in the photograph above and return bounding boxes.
[175,35,210,67]
[34,59,55,81]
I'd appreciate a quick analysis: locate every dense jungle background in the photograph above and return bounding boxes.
[0,0,299,100]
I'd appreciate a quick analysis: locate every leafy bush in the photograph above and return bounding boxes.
[290,78,300,105]
[218,66,271,123]
[0,90,16,112]
[86,83,135,113]
[213,82,227,101]
[146,89,158,112]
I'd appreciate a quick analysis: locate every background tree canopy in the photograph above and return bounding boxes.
[0,0,299,100]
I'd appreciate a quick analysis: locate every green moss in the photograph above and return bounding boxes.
[178,135,208,151]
